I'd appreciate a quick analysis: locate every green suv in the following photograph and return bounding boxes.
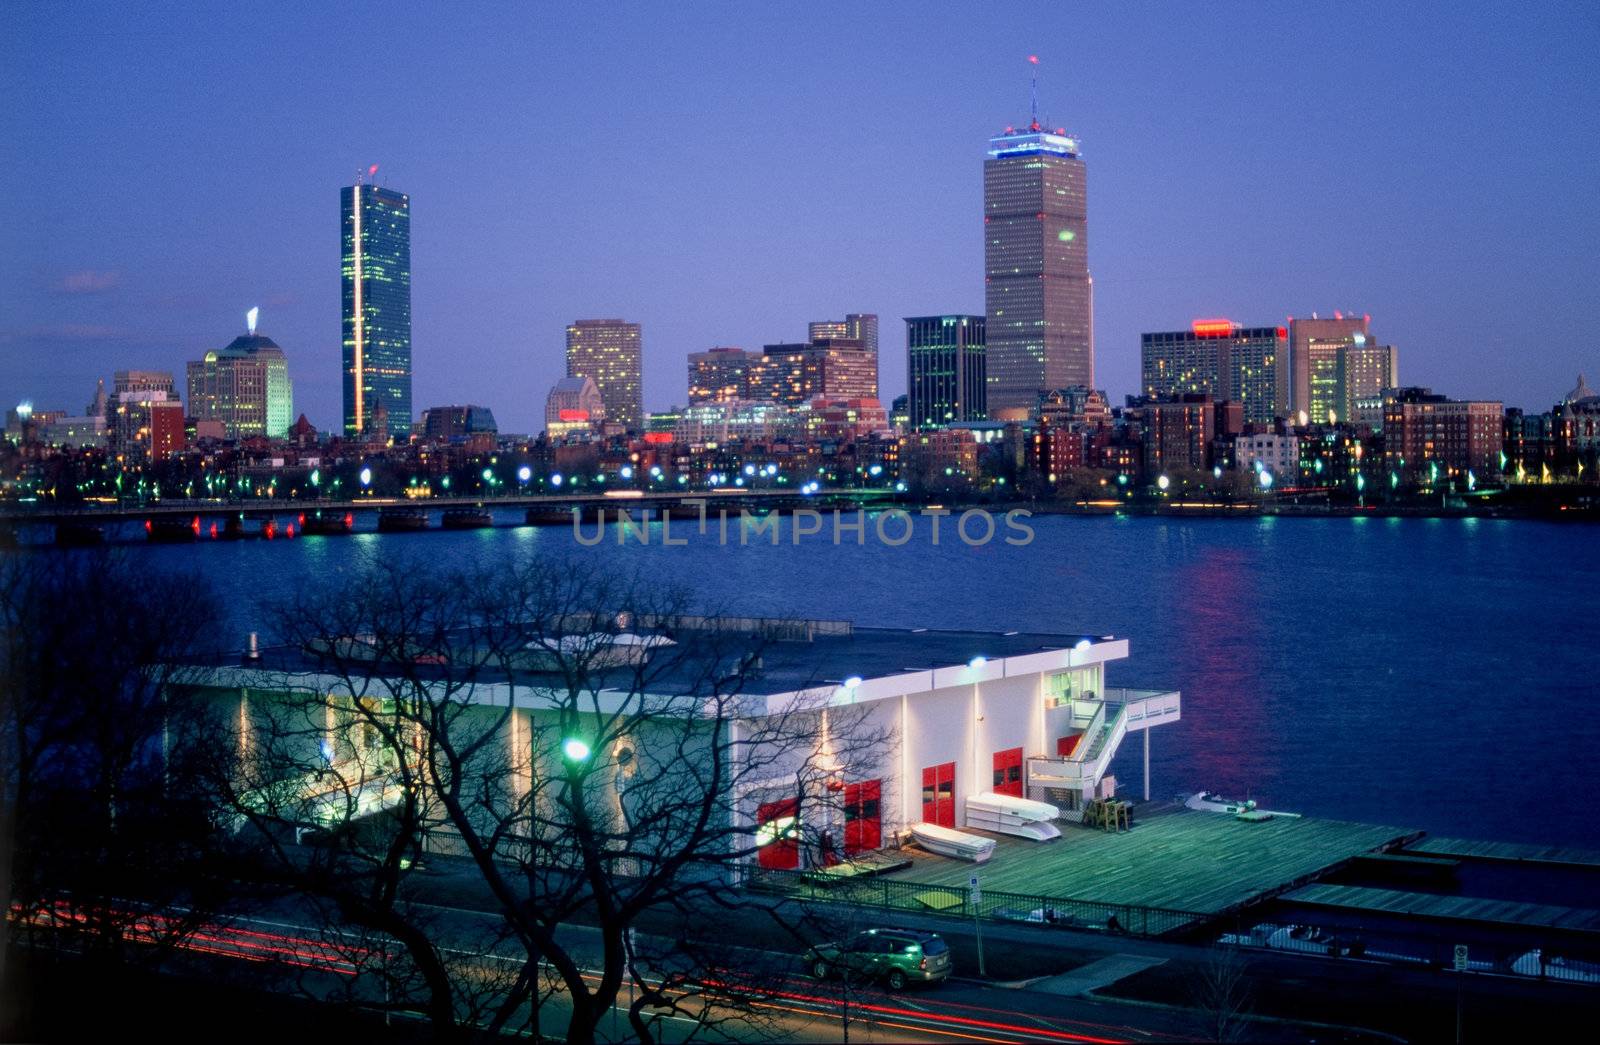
[804,927,952,989]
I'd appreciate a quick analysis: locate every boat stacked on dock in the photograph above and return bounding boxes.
[964,792,1062,841]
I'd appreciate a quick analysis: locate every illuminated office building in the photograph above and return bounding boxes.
[187,309,293,439]
[1141,320,1287,425]
[342,181,412,438]
[566,319,643,432]
[905,315,986,429]
[1289,314,1369,418]
[808,313,879,356]
[984,118,1091,411]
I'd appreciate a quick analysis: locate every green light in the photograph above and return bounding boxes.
[1057,229,1075,242]
[310,469,320,487]
[562,738,591,762]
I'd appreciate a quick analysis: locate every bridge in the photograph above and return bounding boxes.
[1,488,904,544]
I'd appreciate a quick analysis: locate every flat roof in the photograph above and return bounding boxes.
[192,622,1116,698]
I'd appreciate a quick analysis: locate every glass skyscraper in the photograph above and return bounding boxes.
[906,315,986,429]
[342,183,412,438]
[984,122,1091,413]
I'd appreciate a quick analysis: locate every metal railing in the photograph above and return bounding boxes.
[1114,688,1182,730]
[737,863,1206,939]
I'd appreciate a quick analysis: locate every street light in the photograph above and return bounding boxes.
[359,466,372,488]
[562,738,591,762]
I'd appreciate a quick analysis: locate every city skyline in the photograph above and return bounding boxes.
[3,3,1597,433]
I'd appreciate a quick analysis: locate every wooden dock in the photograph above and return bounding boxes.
[884,809,1415,916]
[1403,836,1600,869]
[1285,883,1600,934]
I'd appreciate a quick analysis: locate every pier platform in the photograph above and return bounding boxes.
[1401,836,1600,869]
[879,807,1416,925]
[1284,883,1600,934]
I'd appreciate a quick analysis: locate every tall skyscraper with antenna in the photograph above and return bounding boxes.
[342,169,412,438]
[984,57,1092,413]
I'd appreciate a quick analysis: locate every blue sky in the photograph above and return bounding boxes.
[4,1,1597,431]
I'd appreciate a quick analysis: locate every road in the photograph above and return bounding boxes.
[15,896,1213,1042]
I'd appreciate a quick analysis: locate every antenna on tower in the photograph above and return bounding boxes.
[1028,55,1040,130]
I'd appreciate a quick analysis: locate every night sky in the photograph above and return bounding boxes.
[4,1,1597,432]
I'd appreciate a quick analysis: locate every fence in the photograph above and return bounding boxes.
[736,863,1206,939]
[1218,918,1600,986]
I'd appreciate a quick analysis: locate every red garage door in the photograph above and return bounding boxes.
[756,798,799,870]
[992,747,1024,798]
[843,779,882,854]
[921,762,956,827]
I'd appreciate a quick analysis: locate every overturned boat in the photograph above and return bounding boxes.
[965,792,1062,841]
[909,822,996,863]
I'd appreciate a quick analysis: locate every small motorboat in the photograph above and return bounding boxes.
[964,792,1062,841]
[1185,791,1257,814]
[909,822,996,863]
[1184,791,1301,819]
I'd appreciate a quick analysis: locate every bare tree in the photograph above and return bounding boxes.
[1,550,228,986]
[216,554,888,1044]
[1188,944,1254,1043]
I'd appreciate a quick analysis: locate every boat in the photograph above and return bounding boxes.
[1512,950,1600,984]
[1184,791,1302,819]
[378,507,430,532]
[908,822,996,863]
[964,792,1062,841]
[442,507,494,529]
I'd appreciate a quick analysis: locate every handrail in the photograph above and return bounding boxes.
[1083,703,1127,783]
[1070,701,1106,759]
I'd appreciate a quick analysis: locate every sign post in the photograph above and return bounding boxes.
[970,874,986,978]
[1453,944,1468,1044]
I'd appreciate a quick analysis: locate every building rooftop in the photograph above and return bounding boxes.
[987,124,1080,159]
[198,619,1118,699]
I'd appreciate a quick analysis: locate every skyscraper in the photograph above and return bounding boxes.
[342,180,412,439]
[566,319,642,431]
[984,114,1090,412]
[187,309,293,438]
[1288,314,1369,419]
[688,347,761,404]
[808,313,879,356]
[754,340,876,405]
[1140,320,1288,425]
[905,315,986,429]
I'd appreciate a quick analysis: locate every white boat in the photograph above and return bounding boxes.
[1512,950,1600,984]
[1184,791,1302,818]
[909,822,996,863]
[965,792,1062,841]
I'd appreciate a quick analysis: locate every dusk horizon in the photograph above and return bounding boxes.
[6,1,1598,431]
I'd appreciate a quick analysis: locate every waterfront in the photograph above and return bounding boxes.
[60,511,1600,850]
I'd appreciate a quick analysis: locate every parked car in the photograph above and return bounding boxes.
[803,927,952,989]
